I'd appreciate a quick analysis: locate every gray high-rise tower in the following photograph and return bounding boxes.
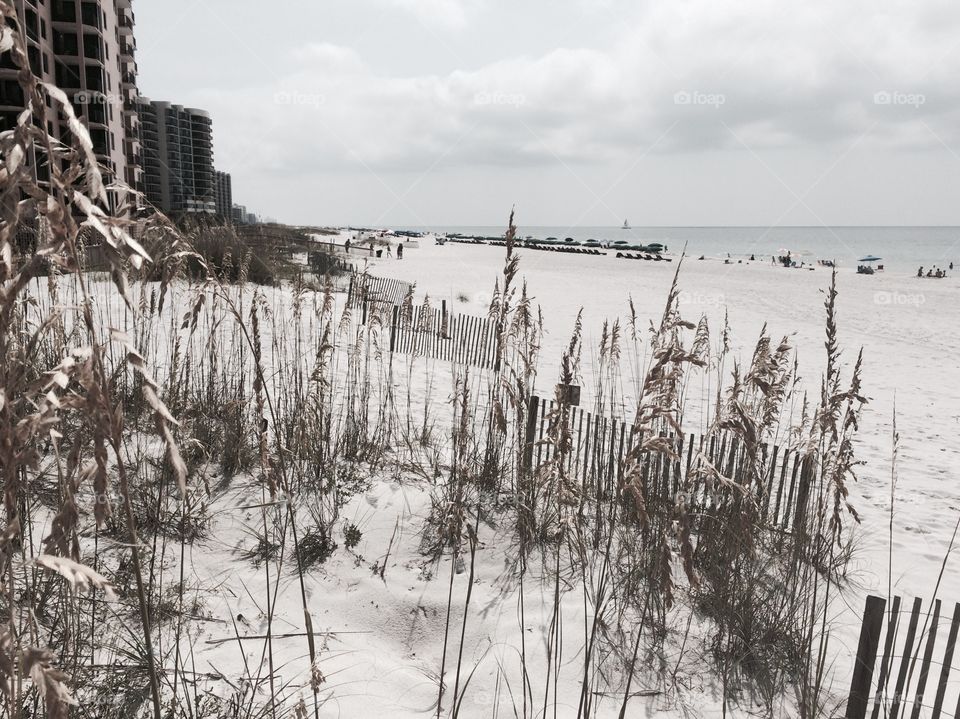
[137,98,216,215]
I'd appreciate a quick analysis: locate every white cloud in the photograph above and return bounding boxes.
[385,0,477,29]
[183,0,960,222]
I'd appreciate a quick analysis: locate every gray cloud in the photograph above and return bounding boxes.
[137,0,960,224]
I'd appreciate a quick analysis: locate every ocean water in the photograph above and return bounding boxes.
[395,226,960,270]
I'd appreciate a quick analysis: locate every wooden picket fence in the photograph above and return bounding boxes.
[346,269,500,369]
[522,394,814,530]
[387,301,499,370]
[847,594,960,719]
[347,272,413,308]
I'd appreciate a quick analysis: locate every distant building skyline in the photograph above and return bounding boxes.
[1,0,141,210]
[0,0,246,220]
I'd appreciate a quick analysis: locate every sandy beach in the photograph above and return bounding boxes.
[209,231,956,716]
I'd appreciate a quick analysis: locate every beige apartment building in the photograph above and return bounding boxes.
[0,0,143,209]
[2,0,231,218]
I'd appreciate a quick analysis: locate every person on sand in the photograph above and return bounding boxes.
[951,262,955,271]
[918,266,924,278]
[386,245,393,258]
[397,242,404,260]
[344,238,351,253]
[369,241,374,257]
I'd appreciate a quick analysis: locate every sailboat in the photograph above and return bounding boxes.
[622,219,631,230]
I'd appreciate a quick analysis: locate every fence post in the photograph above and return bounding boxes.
[792,453,814,531]
[522,395,540,476]
[390,305,399,354]
[846,594,886,719]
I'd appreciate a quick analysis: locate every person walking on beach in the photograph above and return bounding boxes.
[918,266,924,277]
[345,238,351,253]
[397,242,404,260]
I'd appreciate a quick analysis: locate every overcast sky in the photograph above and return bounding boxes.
[135,0,960,227]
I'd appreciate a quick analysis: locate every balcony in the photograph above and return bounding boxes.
[118,11,134,34]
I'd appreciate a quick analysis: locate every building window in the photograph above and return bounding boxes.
[27,46,42,76]
[0,79,24,107]
[53,30,79,56]
[84,65,104,93]
[87,99,106,125]
[79,2,100,29]
[54,62,81,89]
[82,34,103,61]
[52,0,77,23]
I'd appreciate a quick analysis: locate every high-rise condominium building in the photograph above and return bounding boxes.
[137,98,215,215]
[0,0,143,206]
[215,170,232,220]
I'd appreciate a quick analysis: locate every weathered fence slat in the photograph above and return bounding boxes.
[910,598,941,719]
[931,602,960,718]
[889,597,924,719]
[847,595,888,719]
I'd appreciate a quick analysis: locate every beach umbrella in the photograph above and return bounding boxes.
[859,256,882,263]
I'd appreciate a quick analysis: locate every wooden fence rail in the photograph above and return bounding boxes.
[847,594,960,719]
